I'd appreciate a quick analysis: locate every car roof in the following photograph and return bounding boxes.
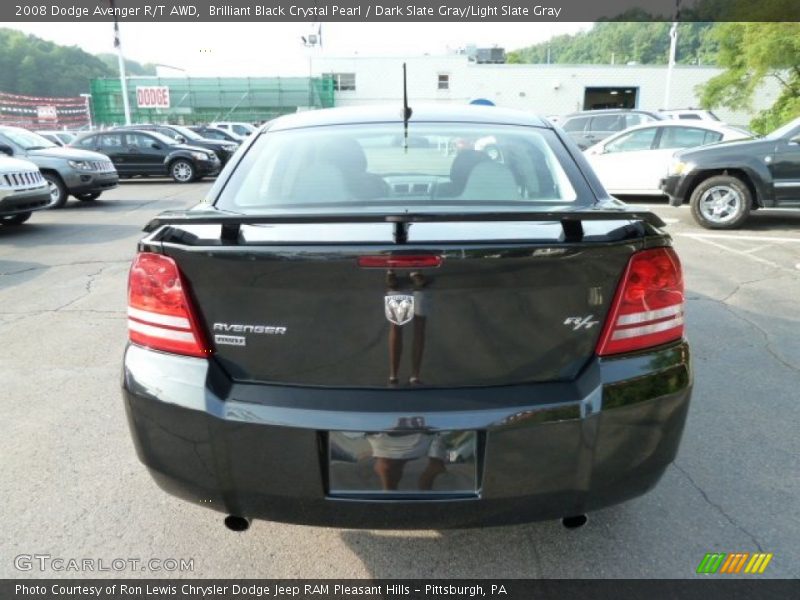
[605,120,744,135]
[562,109,663,119]
[76,129,156,138]
[585,120,750,151]
[266,104,550,132]
[614,119,741,135]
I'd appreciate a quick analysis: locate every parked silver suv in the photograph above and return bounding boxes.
[0,156,52,225]
[0,126,119,208]
[560,109,665,150]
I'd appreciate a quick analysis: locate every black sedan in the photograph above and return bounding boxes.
[113,124,239,165]
[73,130,220,183]
[187,125,243,143]
[123,105,692,529]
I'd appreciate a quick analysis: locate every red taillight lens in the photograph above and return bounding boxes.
[596,247,684,356]
[358,255,442,269]
[127,252,211,358]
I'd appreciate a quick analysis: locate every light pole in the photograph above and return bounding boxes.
[153,63,188,77]
[110,0,131,125]
[663,1,681,110]
[302,24,322,108]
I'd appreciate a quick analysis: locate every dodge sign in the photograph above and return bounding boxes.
[136,86,170,109]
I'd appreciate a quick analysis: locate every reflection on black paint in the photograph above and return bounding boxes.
[387,270,429,386]
[328,430,478,495]
[367,432,446,491]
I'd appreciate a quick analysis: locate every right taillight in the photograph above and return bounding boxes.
[127,252,211,358]
[596,247,685,356]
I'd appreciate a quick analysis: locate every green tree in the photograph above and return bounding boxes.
[507,22,718,66]
[699,23,800,133]
[0,28,113,96]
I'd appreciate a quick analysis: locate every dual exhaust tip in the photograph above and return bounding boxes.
[224,514,587,531]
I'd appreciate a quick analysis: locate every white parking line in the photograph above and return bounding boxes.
[742,244,773,255]
[679,235,787,271]
[678,233,800,243]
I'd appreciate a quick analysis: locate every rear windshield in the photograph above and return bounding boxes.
[216,123,586,214]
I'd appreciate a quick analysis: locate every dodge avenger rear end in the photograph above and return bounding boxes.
[122,105,692,529]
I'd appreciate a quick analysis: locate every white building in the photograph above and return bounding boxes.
[310,54,779,127]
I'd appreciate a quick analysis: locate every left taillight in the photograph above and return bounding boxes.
[127,252,211,358]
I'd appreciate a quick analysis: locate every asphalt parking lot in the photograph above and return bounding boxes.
[1,183,798,579]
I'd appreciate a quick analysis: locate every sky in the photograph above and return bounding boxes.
[7,22,591,76]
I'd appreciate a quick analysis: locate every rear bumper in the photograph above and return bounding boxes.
[0,186,53,216]
[122,341,692,528]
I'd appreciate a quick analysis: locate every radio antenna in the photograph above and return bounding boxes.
[402,62,412,153]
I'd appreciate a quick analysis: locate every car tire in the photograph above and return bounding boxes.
[170,159,195,183]
[42,172,69,208]
[76,192,101,201]
[689,175,752,230]
[0,212,31,225]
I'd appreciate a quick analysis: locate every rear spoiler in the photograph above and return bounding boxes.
[144,209,666,244]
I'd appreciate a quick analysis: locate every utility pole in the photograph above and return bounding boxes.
[302,23,322,108]
[110,0,131,125]
[663,1,681,110]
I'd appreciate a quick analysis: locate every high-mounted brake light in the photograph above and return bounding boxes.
[596,247,684,356]
[127,252,211,358]
[358,255,442,269]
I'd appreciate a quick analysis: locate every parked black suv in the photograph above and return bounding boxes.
[114,124,238,165]
[661,116,800,229]
[560,109,665,150]
[74,130,221,183]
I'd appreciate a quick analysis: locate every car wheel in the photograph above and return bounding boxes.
[690,175,751,230]
[0,212,31,225]
[76,192,101,201]
[42,173,68,208]
[170,159,195,183]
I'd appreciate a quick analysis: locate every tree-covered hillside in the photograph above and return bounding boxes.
[0,28,155,97]
[507,22,719,67]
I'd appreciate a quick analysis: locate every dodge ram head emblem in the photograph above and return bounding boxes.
[385,294,414,325]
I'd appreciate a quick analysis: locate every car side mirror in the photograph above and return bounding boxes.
[174,135,186,144]
[790,135,800,145]
[151,143,162,150]
[0,144,14,156]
